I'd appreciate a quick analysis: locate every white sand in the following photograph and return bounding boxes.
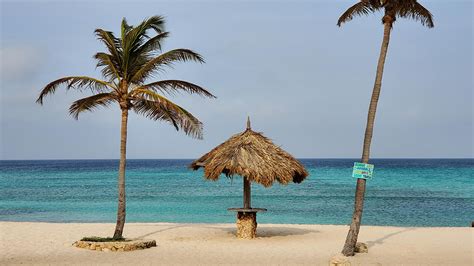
[0,222,472,265]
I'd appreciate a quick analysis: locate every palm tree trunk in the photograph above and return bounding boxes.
[341,21,392,256]
[113,108,128,239]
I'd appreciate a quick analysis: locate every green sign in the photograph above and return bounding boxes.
[352,162,374,179]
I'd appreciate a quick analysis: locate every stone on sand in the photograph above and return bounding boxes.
[355,242,368,253]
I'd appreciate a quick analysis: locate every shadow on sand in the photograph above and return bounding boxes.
[211,225,319,238]
[366,228,415,248]
[133,224,188,239]
[131,223,318,240]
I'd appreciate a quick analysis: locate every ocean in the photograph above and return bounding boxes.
[0,159,472,226]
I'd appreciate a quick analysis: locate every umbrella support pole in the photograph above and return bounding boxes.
[243,177,251,209]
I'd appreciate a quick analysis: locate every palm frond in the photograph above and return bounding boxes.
[396,1,434,28]
[130,49,204,84]
[94,29,121,61]
[122,16,166,73]
[133,32,169,57]
[137,80,216,98]
[94,52,122,80]
[337,1,376,26]
[132,89,203,139]
[121,17,133,40]
[137,15,166,34]
[69,93,117,119]
[36,76,114,105]
[126,32,170,79]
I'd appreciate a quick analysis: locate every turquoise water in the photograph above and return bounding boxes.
[0,159,472,226]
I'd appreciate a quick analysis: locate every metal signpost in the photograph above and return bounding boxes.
[352,162,374,179]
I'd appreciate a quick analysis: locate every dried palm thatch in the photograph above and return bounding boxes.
[190,118,308,187]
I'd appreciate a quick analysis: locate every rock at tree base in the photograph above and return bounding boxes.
[329,254,351,266]
[236,212,257,239]
[355,242,368,253]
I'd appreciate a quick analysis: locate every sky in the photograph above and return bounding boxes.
[0,0,472,160]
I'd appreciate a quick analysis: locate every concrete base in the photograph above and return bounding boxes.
[236,212,257,239]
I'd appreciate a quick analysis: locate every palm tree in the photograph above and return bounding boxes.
[337,0,433,256]
[36,16,215,239]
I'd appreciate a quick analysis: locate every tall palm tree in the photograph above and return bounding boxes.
[337,0,433,256]
[36,16,215,239]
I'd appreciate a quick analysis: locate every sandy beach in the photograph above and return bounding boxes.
[0,222,472,265]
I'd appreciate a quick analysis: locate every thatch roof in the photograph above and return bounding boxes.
[190,118,308,187]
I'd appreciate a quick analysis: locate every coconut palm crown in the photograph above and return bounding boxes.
[338,0,434,28]
[36,16,215,238]
[337,0,433,257]
[37,16,215,137]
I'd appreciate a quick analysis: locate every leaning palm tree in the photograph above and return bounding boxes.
[337,0,433,256]
[36,16,215,239]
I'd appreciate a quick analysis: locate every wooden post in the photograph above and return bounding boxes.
[243,177,251,209]
[237,177,256,239]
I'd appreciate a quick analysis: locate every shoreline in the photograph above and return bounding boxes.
[0,220,471,228]
[1,222,472,265]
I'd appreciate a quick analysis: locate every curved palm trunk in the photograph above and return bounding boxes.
[113,108,128,239]
[342,21,392,256]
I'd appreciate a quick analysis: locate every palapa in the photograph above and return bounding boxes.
[190,117,308,239]
[190,118,308,187]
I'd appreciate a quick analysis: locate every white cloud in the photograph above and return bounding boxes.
[0,45,43,81]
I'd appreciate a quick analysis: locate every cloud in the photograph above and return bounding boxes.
[0,45,43,82]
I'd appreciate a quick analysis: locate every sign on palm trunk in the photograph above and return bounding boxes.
[352,162,374,180]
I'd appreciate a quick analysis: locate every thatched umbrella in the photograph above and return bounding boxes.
[190,118,308,238]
